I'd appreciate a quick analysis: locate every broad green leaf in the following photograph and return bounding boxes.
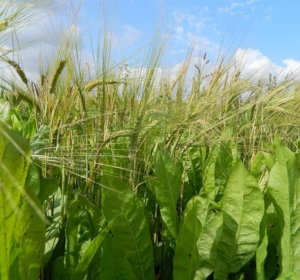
[38,177,58,204]
[182,182,196,210]
[250,151,275,180]
[154,150,182,238]
[264,195,280,279]
[101,175,155,280]
[99,235,138,280]
[44,213,61,266]
[8,237,21,280]
[65,195,104,278]
[13,184,46,280]
[0,101,11,124]
[173,197,202,280]
[267,138,300,276]
[30,125,49,155]
[276,272,300,280]
[202,141,220,201]
[43,188,65,268]
[10,110,36,140]
[214,161,264,279]
[70,219,116,280]
[195,194,223,279]
[25,162,40,196]
[11,114,23,136]
[186,147,206,193]
[256,210,268,280]
[0,121,31,279]
[52,256,69,280]
[215,140,238,201]
[251,151,275,193]
[257,186,278,280]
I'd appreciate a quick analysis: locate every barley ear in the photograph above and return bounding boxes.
[85,79,118,92]
[6,59,28,85]
[40,73,45,87]
[49,60,67,94]
[0,20,8,32]
[16,90,40,111]
[75,87,86,117]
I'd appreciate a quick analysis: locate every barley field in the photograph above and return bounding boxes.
[1,1,300,279]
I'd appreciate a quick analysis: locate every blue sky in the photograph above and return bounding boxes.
[114,0,299,64]
[78,0,300,79]
[6,0,300,81]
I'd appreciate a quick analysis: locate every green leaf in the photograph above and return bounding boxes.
[250,151,275,180]
[38,177,58,204]
[195,194,223,279]
[267,138,300,276]
[65,195,104,277]
[264,194,280,279]
[52,256,69,280]
[25,162,40,196]
[276,272,300,280]
[202,141,220,201]
[30,124,49,155]
[11,114,23,134]
[250,151,275,194]
[44,214,61,266]
[173,197,202,280]
[0,101,11,124]
[215,140,238,201]
[101,175,155,280]
[13,184,46,280]
[99,235,138,280]
[214,161,264,279]
[154,150,182,238]
[186,147,206,193]
[0,121,31,279]
[70,219,116,280]
[256,209,268,280]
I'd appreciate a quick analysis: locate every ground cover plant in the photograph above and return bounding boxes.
[2,1,300,279]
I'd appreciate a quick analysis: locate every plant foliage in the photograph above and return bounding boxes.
[1,1,300,279]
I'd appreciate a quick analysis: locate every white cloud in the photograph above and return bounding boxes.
[218,0,260,17]
[171,9,207,33]
[0,1,96,81]
[265,15,272,21]
[169,7,220,60]
[233,48,300,81]
[0,5,65,81]
[112,24,142,49]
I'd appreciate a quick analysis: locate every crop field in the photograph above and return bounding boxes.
[1,1,300,280]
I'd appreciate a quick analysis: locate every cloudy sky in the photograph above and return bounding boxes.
[3,0,300,81]
[109,0,300,80]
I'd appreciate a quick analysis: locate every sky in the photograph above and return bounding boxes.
[108,0,300,80]
[3,0,300,82]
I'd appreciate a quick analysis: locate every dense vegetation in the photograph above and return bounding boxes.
[1,1,300,279]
